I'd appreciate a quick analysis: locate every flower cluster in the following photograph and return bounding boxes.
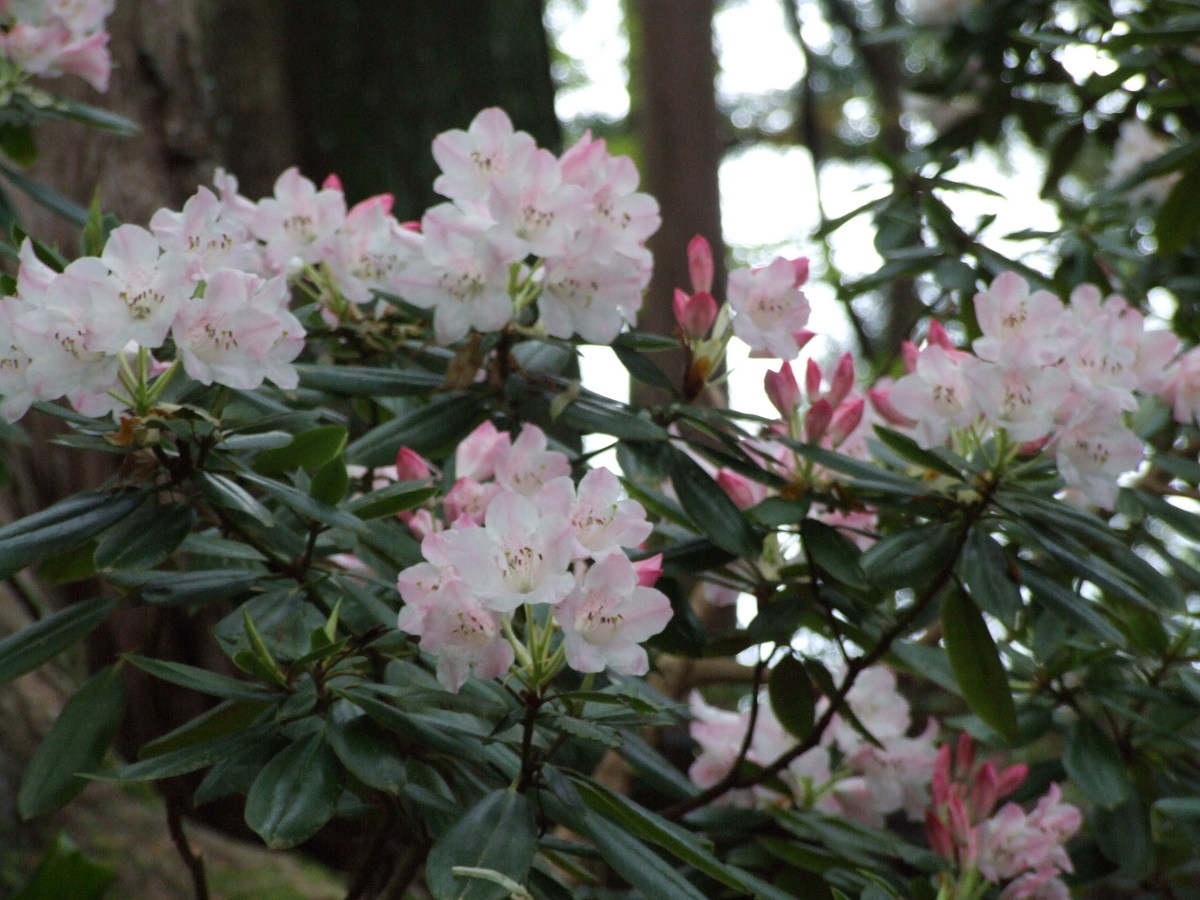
[391,107,660,345]
[926,735,1080,900]
[394,421,672,692]
[0,0,113,91]
[689,666,939,826]
[882,271,1187,506]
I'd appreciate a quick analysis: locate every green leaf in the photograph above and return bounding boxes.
[96,722,275,782]
[0,490,143,578]
[39,96,140,135]
[326,704,407,795]
[801,519,868,592]
[346,480,437,520]
[198,471,275,526]
[244,733,341,849]
[93,500,195,571]
[556,395,668,441]
[1018,563,1124,644]
[573,778,795,900]
[252,425,348,476]
[769,653,816,741]
[668,446,761,559]
[128,568,260,607]
[612,343,674,391]
[860,522,957,592]
[18,664,126,818]
[140,699,269,759]
[957,530,1021,628]
[295,363,443,395]
[426,789,537,900]
[237,470,369,535]
[871,427,965,479]
[124,654,275,701]
[1093,793,1153,879]
[347,392,488,467]
[0,122,37,167]
[0,161,89,226]
[1063,720,1132,809]
[11,834,115,900]
[1156,161,1200,256]
[310,452,350,506]
[941,588,1018,743]
[239,606,287,688]
[0,596,118,686]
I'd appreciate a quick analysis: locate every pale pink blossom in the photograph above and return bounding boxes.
[324,193,422,304]
[728,256,812,360]
[889,343,981,448]
[555,552,672,675]
[395,203,524,344]
[494,424,571,496]
[562,466,652,558]
[432,107,537,203]
[538,242,650,344]
[558,131,661,259]
[97,224,193,349]
[252,167,347,273]
[488,147,588,258]
[972,272,1067,368]
[150,186,262,279]
[171,270,304,390]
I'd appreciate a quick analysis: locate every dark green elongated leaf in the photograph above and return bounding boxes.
[310,453,350,506]
[958,530,1021,628]
[96,722,276,782]
[557,395,668,441]
[237,470,368,535]
[573,779,795,900]
[668,446,761,559]
[295,362,443,396]
[612,343,675,391]
[1156,162,1200,256]
[346,480,437,520]
[860,522,957,592]
[0,490,143,578]
[10,834,115,900]
[769,654,816,741]
[326,703,407,794]
[124,654,275,701]
[425,789,537,900]
[0,161,88,226]
[0,596,117,685]
[871,427,965,479]
[1063,720,1132,809]
[18,665,126,818]
[140,700,269,760]
[941,588,1017,743]
[198,472,274,526]
[41,97,140,135]
[784,440,929,497]
[1132,489,1200,541]
[1094,794,1153,879]
[252,425,348,476]
[1018,564,1124,644]
[0,122,36,167]
[551,797,709,900]
[93,501,195,571]
[802,519,868,592]
[347,392,487,467]
[244,733,340,849]
[129,569,260,607]
[239,607,287,688]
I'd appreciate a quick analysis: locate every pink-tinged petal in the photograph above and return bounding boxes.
[687,234,714,293]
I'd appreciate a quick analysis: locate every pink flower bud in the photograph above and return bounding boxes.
[1017,435,1050,456]
[673,288,718,339]
[928,319,956,350]
[322,173,344,192]
[794,329,816,353]
[764,362,800,418]
[955,732,975,776]
[806,358,822,400]
[828,353,856,408]
[994,763,1028,800]
[805,398,833,443]
[868,386,918,428]
[925,808,955,861]
[932,744,953,806]
[395,447,433,481]
[716,469,766,509]
[688,235,714,293]
[970,762,1000,821]
[400,220,421,232]
[789,256,810,288]
[829,398,864,446]
[632,553,664,587]
[901,341,920,373]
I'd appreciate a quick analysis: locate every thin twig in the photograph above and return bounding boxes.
[165,798,209,900]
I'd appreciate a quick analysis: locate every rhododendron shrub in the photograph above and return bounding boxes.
[3,81,1200,900]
